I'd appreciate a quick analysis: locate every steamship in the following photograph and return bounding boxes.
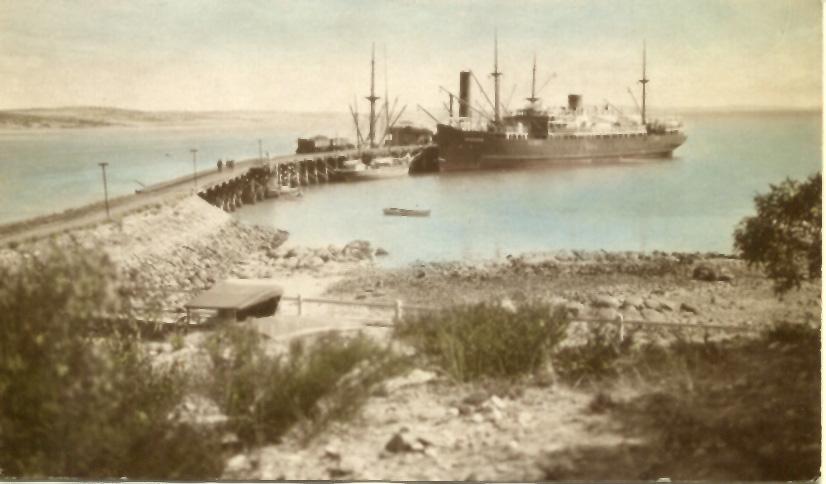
[435,41,686,171]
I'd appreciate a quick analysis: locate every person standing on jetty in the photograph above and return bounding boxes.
[217,159,223,172]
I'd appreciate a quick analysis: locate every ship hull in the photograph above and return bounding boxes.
[436,124,687,171]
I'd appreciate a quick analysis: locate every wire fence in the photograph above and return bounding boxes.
[277,294,758,343]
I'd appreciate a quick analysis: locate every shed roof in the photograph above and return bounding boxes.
[185,279,284,310]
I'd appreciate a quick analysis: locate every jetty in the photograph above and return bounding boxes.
[0,144,428,246]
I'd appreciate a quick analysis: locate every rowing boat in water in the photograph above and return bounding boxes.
[383,207,430,217]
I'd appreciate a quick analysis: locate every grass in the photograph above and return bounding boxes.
[395,301,569,381]
[542,321,821,481]
[204,326,406,446]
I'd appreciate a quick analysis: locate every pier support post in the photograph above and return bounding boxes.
[394,299,404,322]
[616,314,625,343]
[297,294,303,316]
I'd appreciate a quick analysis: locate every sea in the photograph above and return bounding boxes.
[1,111,820,267]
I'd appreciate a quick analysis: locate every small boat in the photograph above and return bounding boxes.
[383,207,430,217]
[266,183,302,199]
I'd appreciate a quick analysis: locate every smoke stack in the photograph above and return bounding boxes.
[567,94,582,112]
[459,71,471,117]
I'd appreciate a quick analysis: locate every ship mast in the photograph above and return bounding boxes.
[526,53,539,104]
[491,31,502,125]
[366,43,380,148]
[638,41,649,126]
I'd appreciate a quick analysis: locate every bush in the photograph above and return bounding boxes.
[0,243,222,479]
[395,302,569,381]
[553,324,630,383]
[204,326,404,445]
[734,172,821,294]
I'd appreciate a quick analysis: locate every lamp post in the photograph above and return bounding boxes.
[190,148,198,190]
[98,162,110,219]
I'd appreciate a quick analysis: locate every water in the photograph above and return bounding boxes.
[235,112,821,266]
[1,112,819,266]
[0,123,303,223]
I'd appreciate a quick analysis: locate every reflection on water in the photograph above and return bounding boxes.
[235,112,821,266]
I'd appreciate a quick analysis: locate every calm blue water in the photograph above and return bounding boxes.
[235,112,822,266]
[1,112,820,266]
[0,124,302,223]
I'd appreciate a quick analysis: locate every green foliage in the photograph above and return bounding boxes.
[734,172,821,294]
[627,324,820,480]
[0,243,222,479]
[553,324,631,383]
[395,302,569,381]
[204,326,404,445]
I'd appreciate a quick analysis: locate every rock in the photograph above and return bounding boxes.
[224,454,253,479]
[591,295,620,309]
[680,302,700,314]
[693,263,734,282]
[384,368,438,393]
[221,432,241,449]
[587,391,615,413]
[717,269,734,282]
[324,444,341,460]
[594,307,620,321]
[489,395,507,409]
[463,391,489,406]
[620,307,643,321]
[375,247,389,256]
[564,302,586,317]
[500,297,518,313]
[534,361,557,387]
[471,413,484,424]
[641,308,663,321]
[385,429,427,453]
[547,296,569,307]
[657,299,679,312]
[622,296,644,309]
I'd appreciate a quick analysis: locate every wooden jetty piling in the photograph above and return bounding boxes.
[196,144,428,213]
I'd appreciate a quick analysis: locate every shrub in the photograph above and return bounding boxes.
[734,172,821,294]
[204,326,404,445]
[395,302,569,381]
[0,243,222,479]
[553,324,629,383]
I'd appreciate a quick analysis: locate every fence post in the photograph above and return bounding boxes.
[297,294,303,316]
[394,299,403,322]
[616,314,625,343]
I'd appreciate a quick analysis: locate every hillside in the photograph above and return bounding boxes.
[0,106,358,131]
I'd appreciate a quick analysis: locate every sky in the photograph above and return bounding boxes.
[0,0,821,112]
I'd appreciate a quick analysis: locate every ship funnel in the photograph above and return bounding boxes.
[459,71,471,117]
[567,94,582,112]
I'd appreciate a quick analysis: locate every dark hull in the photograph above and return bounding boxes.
[436,124,687,171]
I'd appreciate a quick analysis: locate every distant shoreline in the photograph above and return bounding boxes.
[0,106,819,131]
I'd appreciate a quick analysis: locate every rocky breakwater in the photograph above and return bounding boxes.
[0,196,288,322]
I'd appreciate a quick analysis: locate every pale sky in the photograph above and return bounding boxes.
[0,0,821,112]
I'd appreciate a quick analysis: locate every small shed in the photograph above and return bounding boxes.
[184,279,284,324]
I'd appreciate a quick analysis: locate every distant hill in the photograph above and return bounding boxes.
[0,106,357,131]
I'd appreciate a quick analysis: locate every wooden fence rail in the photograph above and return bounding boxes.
[279,294,758,343]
